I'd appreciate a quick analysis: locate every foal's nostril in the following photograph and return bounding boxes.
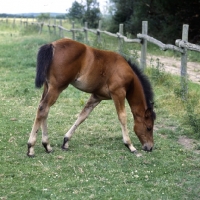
[144,145,148,151]
[143,145,153,152]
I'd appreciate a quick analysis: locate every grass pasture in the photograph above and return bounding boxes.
[0,23,200,200]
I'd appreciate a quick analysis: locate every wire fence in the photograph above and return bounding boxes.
[1,17,200,98]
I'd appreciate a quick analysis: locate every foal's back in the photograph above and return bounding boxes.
[51,38,135,100]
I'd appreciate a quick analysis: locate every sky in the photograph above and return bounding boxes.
[0,0,108,14]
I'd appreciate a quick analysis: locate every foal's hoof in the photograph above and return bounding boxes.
[132,150,142,157]
[131,150,138,154]
[61,137,69,151]
[27,152,35,157]
[27,143,35,157]
[61,146,69,151]
[42,143,53,154]
[46,149,54,154]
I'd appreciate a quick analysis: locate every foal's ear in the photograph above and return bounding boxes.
[145,106,156,120]
[145,108,152,118]
[145,102,154,117]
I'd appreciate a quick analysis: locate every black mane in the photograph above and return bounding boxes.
[126,59,154,109]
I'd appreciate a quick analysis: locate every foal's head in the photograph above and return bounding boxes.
[127,60,156,152]
[134,106,156,152]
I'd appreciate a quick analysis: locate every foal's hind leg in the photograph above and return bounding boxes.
[111,91,137,153]
[62,94,101,150]
[27,85,61,157]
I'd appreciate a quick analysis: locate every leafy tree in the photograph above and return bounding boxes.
[109,0,200,43]
[37,13,50,22]
[67,0,102,28]
[83,0,101,27]
[67,1,85,20]
[56,14,66,19]
[108,0,136,34]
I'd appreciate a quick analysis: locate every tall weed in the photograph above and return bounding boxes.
[147,57,172,87]
[174,84,200,138]
[147,57,200,138]
[20,24,39,35]
[184,96,200,138]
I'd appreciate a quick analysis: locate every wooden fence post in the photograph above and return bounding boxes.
[20,17,22,27]
[181,24,189,100]
[97,20,102,43]
[39,23,43,34]
[84,22,88,43]
[118,24,123,52]
[59,19,63,38]
[140,21,148,70]
[12,17,15,28]
[53,18,56,35]
[72,21,75,40]
[48,19,51,34]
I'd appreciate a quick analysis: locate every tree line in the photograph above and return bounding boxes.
[67,0,200,44]
[1,0,199,44]
[66,0,101,28]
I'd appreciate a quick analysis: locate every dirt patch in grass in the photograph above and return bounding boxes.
[147,55,200,84]
[136,51,200,84]
[178,136,200,154]
[178,136,195,150]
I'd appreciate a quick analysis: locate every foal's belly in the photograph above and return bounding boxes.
[70,77,111,99]
[70,78,92,92]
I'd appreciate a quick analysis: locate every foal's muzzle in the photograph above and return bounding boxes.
[142,143,153,152]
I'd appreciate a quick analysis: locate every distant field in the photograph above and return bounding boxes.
[0,22,200,200]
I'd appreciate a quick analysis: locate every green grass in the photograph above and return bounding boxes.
[0,23,200,200]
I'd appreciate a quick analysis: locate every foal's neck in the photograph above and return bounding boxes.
[127,78,147,118]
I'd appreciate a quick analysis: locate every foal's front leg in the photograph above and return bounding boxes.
[111,91,137,153]
[62,94,101,150]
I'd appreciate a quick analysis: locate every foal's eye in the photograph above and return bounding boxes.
[147,127,152,131]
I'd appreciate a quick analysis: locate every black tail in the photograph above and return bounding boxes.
[35,43,54,88]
